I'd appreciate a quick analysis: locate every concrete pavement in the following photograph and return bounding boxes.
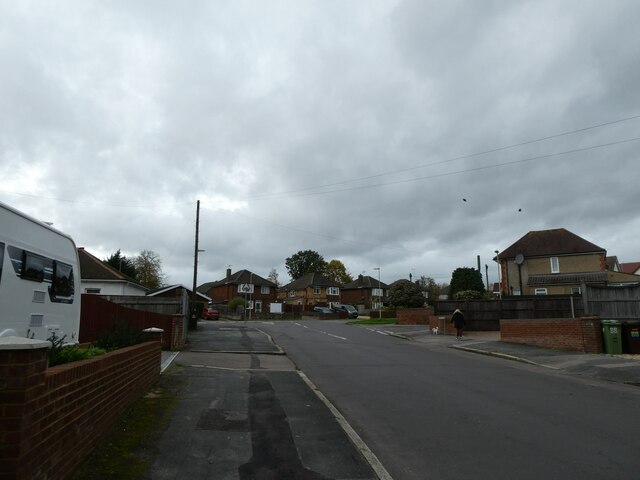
[383,326,640,387]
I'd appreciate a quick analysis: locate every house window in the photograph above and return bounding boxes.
[313,286,321,295]
[372,288,383,297]
[261,286,270,294]
[255,300,262,313]
[288,290,296,297]
[535,288,548,295]
[327,287,339,296]
[550,257,560,273]
[571,287,582,295]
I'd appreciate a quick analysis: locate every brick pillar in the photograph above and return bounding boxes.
[0,337,49,480]
[580,316,603,354]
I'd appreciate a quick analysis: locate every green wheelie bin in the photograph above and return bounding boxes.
[601,319,623,354]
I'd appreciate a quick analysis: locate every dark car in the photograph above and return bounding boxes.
[203,309,220,320]
[313,306,334,316]
[331,304,359,319]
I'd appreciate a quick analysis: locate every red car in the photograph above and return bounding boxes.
[203,309,220,320]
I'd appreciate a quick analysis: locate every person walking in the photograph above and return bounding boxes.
[451,309,465,339]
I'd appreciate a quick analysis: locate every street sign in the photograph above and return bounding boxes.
[238,283,254,294]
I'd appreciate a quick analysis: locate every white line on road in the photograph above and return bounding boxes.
[294,322,347,340]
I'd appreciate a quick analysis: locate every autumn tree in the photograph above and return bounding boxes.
[285,250,327,280]
[267,268,280,287]
[325,259,353,285]
[104,249,138,279]
[133,250,165,289]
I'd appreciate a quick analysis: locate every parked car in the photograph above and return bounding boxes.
[331,304,359,319]
[203,309,220,320]
[313,306,334,316]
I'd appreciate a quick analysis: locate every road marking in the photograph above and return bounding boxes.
[294,322,347,340]
[297,371,394,480]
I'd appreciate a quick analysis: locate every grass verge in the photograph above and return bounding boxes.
[69,369,182,480]
[349,318,397,325]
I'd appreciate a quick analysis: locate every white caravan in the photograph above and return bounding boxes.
[0,201,81,343]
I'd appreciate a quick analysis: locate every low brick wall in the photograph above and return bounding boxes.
[500,317,603,353]
[0,338,161,480]
[396,308,433,325]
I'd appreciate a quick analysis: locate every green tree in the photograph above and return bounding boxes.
[449,267,484,298]
[417,276,442,306]
[133,250,165,289]
[104,249,138,279]
[285,250,327,280]
[325,259,353,285]
[388,280,425,308]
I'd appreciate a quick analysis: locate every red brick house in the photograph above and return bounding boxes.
[341,274,388,310]
[278,272,341,309]
[198,269,277,314]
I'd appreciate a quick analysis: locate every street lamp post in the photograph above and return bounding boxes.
[373,267,381,319]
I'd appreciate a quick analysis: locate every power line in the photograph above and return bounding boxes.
[246,114,640,200]
[250,136,640,199]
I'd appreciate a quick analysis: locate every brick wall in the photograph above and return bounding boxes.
[500,317,603,353]
[396,308,434,325]
[0,338,161,480]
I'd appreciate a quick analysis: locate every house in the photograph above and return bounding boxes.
[620,262,640,275]
[198,268,277,314]
[495,228,640,296]
[78,247,148,296]
[606,256,621,272]
[278,272,341,309]
[341,274,388,310]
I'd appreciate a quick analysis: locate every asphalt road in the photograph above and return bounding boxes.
[256,320,640,480]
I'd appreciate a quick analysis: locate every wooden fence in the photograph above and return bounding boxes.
[436,296,584,330]
[80,294,185,349]
[583,283,640,320]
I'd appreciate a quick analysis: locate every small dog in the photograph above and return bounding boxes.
[431,326,439,335]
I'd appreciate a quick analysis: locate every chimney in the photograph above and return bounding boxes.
[358,274,364,285]
[226,268,231,280]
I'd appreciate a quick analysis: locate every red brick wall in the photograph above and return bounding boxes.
[500,317,603,353]
[0,340,160,480]
[396,308,434,325]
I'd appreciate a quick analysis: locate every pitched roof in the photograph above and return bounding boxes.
[605,256,620,271]
[281,272,341,290]
[498,228,605,260]
[77,248,147,290]
[147,284,211,301]
[620,262,640,274]
[200,269,276,290]
[343,275,389,289]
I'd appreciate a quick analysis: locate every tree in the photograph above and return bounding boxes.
[104,249,138,279]
[267,268,280,288]
[133,250,165,289]
[285,250,327,280]
[417,276,442,306]
[325,259,353,285]
[388,279,425,308]
[449,267,484,298]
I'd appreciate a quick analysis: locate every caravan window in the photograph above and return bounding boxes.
[49,261,74,303]
[21,250,46,282]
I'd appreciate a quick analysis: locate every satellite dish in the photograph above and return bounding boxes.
[515,253,524,265]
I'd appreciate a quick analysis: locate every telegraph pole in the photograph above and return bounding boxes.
[190,200,200,330]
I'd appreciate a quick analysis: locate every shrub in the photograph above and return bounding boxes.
[47,333,106,367]
[95,321,144,351]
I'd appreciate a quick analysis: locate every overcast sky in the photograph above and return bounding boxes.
[1,0,639,289]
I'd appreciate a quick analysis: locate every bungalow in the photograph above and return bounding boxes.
[78,248,148,296]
